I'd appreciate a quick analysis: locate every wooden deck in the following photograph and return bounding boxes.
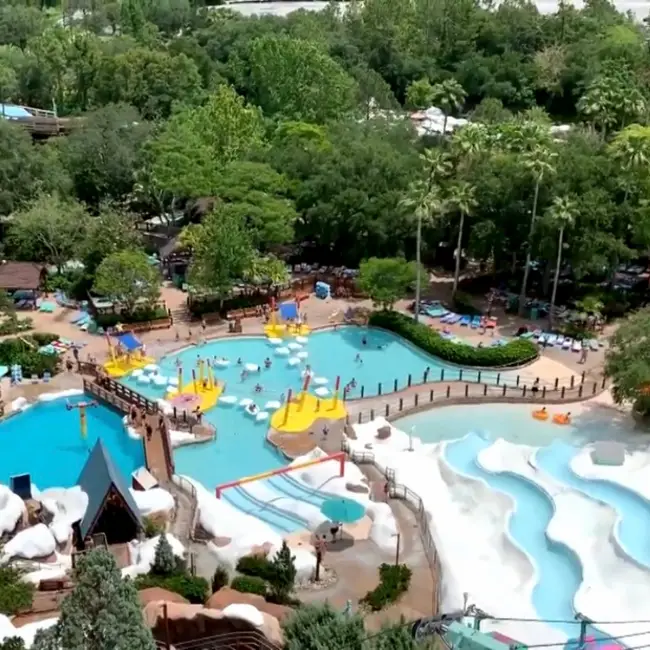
[139,414,172,483]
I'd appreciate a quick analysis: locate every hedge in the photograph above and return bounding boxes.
[236,554,275,582]
[134,573,209,604]
[230,575,268,596]
[95,305,169,328]
[369,311,538,368]
[361,563,412,611]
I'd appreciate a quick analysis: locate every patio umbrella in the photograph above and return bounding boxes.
[320,497,366,525]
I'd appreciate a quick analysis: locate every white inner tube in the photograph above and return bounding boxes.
[313,377,328,385]
[314,387,330,397]
[296,351,308,359]
[275,347,290,356]
[264,400,281,410]
[132,369,144,378]
[295,336,308,344]
[287,342,302,351]
[245,363,260,372]
[288,357,301,366]
[268,338,282,345]
[220,395,238,404]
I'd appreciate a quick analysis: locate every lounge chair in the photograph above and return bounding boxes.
[43,372,51,383]
[588,339,599,351]
[532,329,542,338]
[538,333,548,344]
[556,335,565,346]
[470,316,482,329]
[562,337,572,350]
[519,331,534,339]
[572,340,582,352]
[486,318,497,329]
[447,314,462,324]
[460,315,471,327]
[546,334,558,346]
[440,312,453,323]
[30,374,38,384]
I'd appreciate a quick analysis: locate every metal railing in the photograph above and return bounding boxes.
[171,475,199,542]
[341,441,442,615]
[155,629,283,650]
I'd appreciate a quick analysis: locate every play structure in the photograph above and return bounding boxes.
[103,333,155,378]
[264,297,310,339]
[270,376,346,433]
[169,359,223,412]
[215,451,346,498]
[65,399,98,439]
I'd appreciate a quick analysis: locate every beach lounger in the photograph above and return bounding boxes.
[30,374,38,384]
[440,312,453,323]
[447,314,462,325]
[470,316,481,329]
[460,315,471,326]
[588,339,599,351]
[546,334,558,346]
[562,337,572,350]
[486,318,497,329]
[519,331,534,339]
[556,335,565,346]
[538,333,548,344]
[572,340,582,352]
[532,329,542,339]
[43,372,51,383]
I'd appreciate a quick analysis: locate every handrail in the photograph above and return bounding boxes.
[171,474,199,542]
[228,485,310,530]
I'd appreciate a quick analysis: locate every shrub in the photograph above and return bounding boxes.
[212,565,230,593]
[230,575,267,596]
[94,305,168,328]
[268,541,296,601]
[361,563,412,611]
[0,317,32,336]
[0,563,34,615]
[142,515,165,539]
[151,536,176,576]
[0,335,61,377]
[134,573,209,604]
[369,310,538,368]
[236,554,275,582]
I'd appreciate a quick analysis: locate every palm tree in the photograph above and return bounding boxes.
[518,145,557,316]
[399,149,451,322]
[577,77,617,139]
[546,195,577,328]
[445,181,478,299]
[431,79,467,137]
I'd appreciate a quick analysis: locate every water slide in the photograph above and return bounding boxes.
[265,473,333,508]
[222,485,309,534]
[535,440,650,569]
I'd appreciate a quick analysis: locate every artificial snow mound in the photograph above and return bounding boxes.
[130,487,174,516]
[3,523,56,560]
[34,485,89,544]
[123,534,185,578]
[222,603,265,627]
[0,484,26,536]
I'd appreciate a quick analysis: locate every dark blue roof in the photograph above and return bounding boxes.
[77,440,142,539]
[115,332,142,351]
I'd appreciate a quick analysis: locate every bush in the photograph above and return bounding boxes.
[188,292,269,317]
[230,575,268,597]
[0,335,61,377]
[236,554,275,582]
[361,563,412,611]
[0,563,34,615]
[94,305,168,328]
[212,565,230,593]
[142,516,165,539]
[369,310,538,368]
[134,573,209,604]
[0,317,33,336]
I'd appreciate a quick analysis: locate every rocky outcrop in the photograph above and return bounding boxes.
[207,588,293,622]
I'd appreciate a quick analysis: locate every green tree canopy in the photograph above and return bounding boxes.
[358,257,421,310]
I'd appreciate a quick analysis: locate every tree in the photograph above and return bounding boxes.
[358,257,420,310]
[32,548,156,650]
[430,79,466,136]
[184,207,256,300]
[546,195,577,327]
[518,145,557,316]
[249,35,357,123]
[446,181,478,299]
[0,561,34,616]
[93,250,161,315]
[152,535,176,576]
[606,308,650,415]
[0,638,26,650]
[399,149,451,321]
[405,78,434,110]
[7,194,89,272]
[268,541,296,602]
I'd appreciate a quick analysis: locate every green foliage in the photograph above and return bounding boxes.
[370,311,538,368]
[0,334,61,377]
[34,548,156,650]
[94,306,168,328]
[230,575,267,597]
[93,250,161,315]
[358,257,421,310]
[0,638,26,650]
[151,535,176,576]
[605,307,650,414]
[134,573,209,604]
[236,554,275,582]
[142,516,164,539]
[0,562,34,616]
[211,565,230,593]
[360,563,412,611]
[268,541,296,601]
[0,316,33,336]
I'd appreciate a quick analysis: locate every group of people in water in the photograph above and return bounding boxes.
[533,407,571,425]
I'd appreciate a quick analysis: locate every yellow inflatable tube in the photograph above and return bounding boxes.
[532,409,549,421]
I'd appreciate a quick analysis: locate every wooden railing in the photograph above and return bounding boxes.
[154,629,283,650]
[341,441,442,615]
[84,377,158,413]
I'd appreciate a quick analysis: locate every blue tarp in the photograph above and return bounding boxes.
[279,301,298,321]
[0,104,32,119]
[115,332,142,351]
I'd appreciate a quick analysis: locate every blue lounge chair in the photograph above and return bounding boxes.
[556,335,565,346]
[519,331,534,339]
[447,314,462,325]
[546,334,558,346]
[460,315,471,327]
[440,312,453,323]
[532,329,542,338]
[538,333,548,344]
[470,315,481,329]
[69,311,86,323]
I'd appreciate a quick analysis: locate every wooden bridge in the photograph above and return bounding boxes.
[2,104,81,138]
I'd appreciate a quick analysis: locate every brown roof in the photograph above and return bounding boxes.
[0,261,44,290]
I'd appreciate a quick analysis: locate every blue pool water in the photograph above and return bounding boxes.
[536,440,650,569]
[0,396,144,489]
[445,433,607,644]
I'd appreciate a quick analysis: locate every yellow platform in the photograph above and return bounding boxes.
[168,380,223,412]
[264,323,311,339]
[270,391,346,434]
[104,355,155,378]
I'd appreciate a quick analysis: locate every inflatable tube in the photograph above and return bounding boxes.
[296,351,308,360]
[256,411,269,422]
[287,342,302,351]
[132,369,144,378]
[144,364,159,374]
[314,387,330,397]
[553,414,571,425]
[532,410,548,421]
[288,357,301,366]
[313,377,328,385]
[245,403,259,416]
[275,347,290,357]
[153,375,168,387]
[215,359,230,367]
[167,377,179,387]
[239,398,254,407]
[268,338,283,345]
[220,395,238,405]
[137,375,151,385]
[264,400,281,410]
[295,336,309,344]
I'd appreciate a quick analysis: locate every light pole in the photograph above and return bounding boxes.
[393,532,401,566]
[414,208,422,323]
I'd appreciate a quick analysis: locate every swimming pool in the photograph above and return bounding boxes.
[0,396,144,489]
[536,441,650,569]
[445,433,607,644]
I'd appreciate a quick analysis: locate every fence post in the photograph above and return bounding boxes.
[358,412,362,424]
[502,384,507,396]
[459,369,463,382]
[370,409,375,420]
[601,376,606,389]
[408,374,412,387]
[385,404,390,417]
[361,385,365,398]
[581,371,585,385]
[378,382,382,396]
[578,385,583,398]
[399,397,403,411]
[464,384,469,397]
[516,375,520,387]
[523,385,527,397]
[483,384,487,396]
[561,386,566,399]
[542,386,546,398]
[430,389,434,402]
[394,378,398,393]
[497,372,501,385]
[440,368,445,382]
[592,382,597,395]
[414,394,419,406]
[554,377,559,391]
[570,375,575,389]
[446,385,451,398]
[477,370,481,384]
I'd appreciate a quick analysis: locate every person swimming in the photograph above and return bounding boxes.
[237,357,243,365]
[254,384,263,393]
[355,353,362,362]
[264,358,272,369]
[240,370,248,381]
[362,336,367,345]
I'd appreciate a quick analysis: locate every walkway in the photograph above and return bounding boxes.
[140,414,171,483]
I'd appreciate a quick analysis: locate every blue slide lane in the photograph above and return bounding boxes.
[265,474,331,508]
[222,485,308,534]
[536,440,650,570]
[445,433,608,645]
